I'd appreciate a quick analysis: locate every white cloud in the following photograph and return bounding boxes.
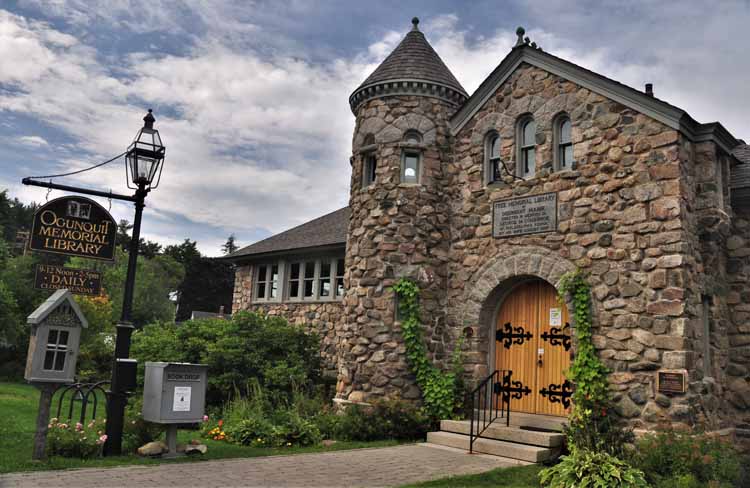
[18,135,49,147]
[2,2,749,256]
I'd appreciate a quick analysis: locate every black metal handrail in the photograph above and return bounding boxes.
[468,369,511,453]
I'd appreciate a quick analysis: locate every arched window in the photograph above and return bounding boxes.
[403,130,422,144]
[485,132,501,184]
[518,117,536,178]
[401,130,422,184]
[555,116,573,171]
[362,133,376,187]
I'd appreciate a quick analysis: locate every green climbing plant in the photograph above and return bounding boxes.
[541,270,643,487]
[555,269,634,457]
[392,278,464,421]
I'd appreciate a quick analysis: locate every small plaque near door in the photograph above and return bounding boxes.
[657,370,687,394]
[549,308,562,326]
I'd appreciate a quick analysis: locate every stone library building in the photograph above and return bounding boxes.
[226,19,750,436]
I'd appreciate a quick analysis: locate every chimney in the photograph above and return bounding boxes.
[645,83,654,97]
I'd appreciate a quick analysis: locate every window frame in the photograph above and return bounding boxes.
[43,328,69,372]
[553,114,574,171]
[516,116,536,179]
[362,152,377,188]
[484,131,502,185]
[400,150,422,185]
[254,263,280,302]
[253,256,345,304]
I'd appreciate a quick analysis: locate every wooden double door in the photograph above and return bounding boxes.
[495,280,572,417]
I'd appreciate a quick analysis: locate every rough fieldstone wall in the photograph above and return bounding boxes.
[726,208,750,426]
[232,264,343,375]
[683,140,734,429]
[447,63,702,429]
[337,94,458,403]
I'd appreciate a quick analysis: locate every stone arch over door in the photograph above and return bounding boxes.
[457,247,578,381]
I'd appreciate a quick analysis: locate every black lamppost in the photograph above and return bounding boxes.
[22,110,166,456]
[104,109,166,455]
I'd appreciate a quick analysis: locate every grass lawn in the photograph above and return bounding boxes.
[401,464,544,488]
[0,381,398,474]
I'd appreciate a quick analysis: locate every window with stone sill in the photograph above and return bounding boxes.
[361,133,377,188]
[484,131,502,185]
[554,115,574,171]
[517,116,536,179]
[401,130,423,184]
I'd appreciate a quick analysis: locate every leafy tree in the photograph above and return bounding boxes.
[165,239,233,321]
[116,220,133,250]
[138,239,162,259]
[222,234,239,255]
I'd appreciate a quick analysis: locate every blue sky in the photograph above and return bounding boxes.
[1,1,748,256]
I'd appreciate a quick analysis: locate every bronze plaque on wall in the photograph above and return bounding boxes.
[657,370,687,394]
[34,264,102,296]
[493,192,558,238]
[29,196,116,261]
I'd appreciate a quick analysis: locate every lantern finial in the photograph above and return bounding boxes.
[143,109,155,130]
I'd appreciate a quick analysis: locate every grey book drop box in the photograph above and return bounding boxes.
[142,362,208,424]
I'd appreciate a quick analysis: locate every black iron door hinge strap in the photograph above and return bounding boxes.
[541,322,571,351]
[539,380,574,408]
[495,322,533,349]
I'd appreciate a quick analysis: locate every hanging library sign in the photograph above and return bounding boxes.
[29,196,116,261]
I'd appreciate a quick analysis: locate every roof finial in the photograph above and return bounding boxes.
[412,17,420,31]
[515,26,525,46]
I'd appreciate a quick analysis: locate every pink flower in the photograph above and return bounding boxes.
[75,422,83,431]
[96,434,108,445]
[203,415,209,422]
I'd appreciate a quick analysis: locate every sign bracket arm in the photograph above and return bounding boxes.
[22,178,137,203]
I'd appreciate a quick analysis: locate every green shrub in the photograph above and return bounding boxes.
[631,428,742,487]
[336,399,431,442]
[539,449,648,488]
[46,418,107,459]
[131,311,322,406]
[122,397,165,453]
[654,474,703,488]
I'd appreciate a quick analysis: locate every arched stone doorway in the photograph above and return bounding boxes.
[458,247,578,417]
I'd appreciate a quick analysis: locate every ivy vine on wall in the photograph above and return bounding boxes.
[556,269,633,456]
[392,278,464,420]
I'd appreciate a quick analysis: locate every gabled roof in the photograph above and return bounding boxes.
[27,289,88,328]
[225,207,349,261]
[349,18,468,113]
[450,34,740,155]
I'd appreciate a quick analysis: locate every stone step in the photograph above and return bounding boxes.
[472,410,566,432]
[440,419,565,448]
[426,431,554,463]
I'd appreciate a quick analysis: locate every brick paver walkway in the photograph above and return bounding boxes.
[0,443,521,488]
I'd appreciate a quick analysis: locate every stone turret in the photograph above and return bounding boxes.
[337,18,467,404]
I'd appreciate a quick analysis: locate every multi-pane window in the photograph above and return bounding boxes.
[557,117,573,170]
[519,118,536,178]
[254,264,279,301]
[363,153,377,187]
[486,132,501,184]
[43,329,69,371]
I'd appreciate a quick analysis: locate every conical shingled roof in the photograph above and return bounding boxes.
[350,18,468,113]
